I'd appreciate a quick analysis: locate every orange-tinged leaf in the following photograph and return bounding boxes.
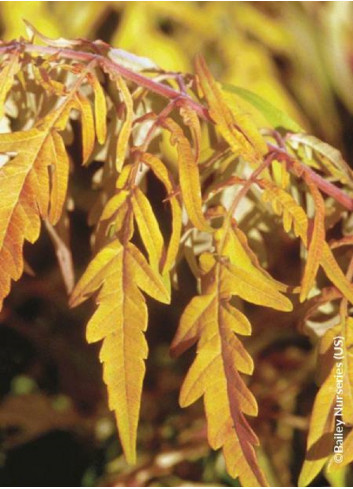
[0,54,20,118]
[91,75,107,145]
[163,118,211,232]
[172,258,268,486]
[70,240,170,464]
[300,183,326,302]
[195,55,267,165]
[0,69,96,308]
[0,118,68,308]
[75,92,95,164]
[141,153,182,273]
[116,76,133,171]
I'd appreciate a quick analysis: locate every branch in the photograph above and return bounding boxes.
[268,143,353,211]
[0,40,211,121]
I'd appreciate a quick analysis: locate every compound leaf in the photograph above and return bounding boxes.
[70,240,170,464]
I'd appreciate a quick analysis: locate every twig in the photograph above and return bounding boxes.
[0,41,211,121]
[268,143,353,211]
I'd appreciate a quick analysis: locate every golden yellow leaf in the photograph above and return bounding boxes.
[300,183,326,302]
[217,226,289,293]
[163,118,211,232]
[0,63,103,308]
[171,255,268,486]
[70,240,170,464]
[116,76,133,171]
[141,153,182,273]
[261,181,308,241]
[75,92,95,164]
[0,107,70,308]
[300,317,353,483]
[327,428,353,472]
[0,54,20,118]
[195,55,267,165]
[298,368,336,487]
[179,104,202,162]
[90,74,107,145]
[342,317,353,425]
[131,186,164,270]
[261,181,353,304]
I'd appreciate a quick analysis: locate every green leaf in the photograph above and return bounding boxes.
[223,84,303,133]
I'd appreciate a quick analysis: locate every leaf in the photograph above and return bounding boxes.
[179,104,202,162]
[327,428,353,471]
[288,133,353,184]
[116,76,133,171]
[131,186,164,270]
[75,92,95,164]
[261,181,353,304]
[108,48,159,72]
[260,181,309,242]
[171,255,268,486]
[217,225,289,294]
[220,258,292,312]
[300,183,326,302]
[298,367,336,487]
[0,106,71,308]
[340,317,353,425]
[195,55,267,165]
[321,244,353,305]
[0,54,20,118]
[70,240,170,464]
[300,317,353,484]
[141,152,182,273]
[90,74,107,145]
[162,118,211,232]
[223,84,303,132]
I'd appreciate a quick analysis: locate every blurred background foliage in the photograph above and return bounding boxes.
[0,2,353,487]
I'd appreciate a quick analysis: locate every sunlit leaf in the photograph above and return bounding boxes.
[70,240,170,464]
[116,75,133,171]
[163,118,211,232]
[223,83,303,132]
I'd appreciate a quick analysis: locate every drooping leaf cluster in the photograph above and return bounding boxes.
[0,26,353,486]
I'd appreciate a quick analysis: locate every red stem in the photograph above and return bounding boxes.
[267,143,353,211]
[0,41,211,121]
[1,41,352,211]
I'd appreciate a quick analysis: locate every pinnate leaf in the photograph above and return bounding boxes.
[171,254,268,486]
[0,107,70,308]
[70,240,170,464]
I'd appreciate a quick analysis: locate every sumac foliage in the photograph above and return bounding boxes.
[1,26,353,487]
